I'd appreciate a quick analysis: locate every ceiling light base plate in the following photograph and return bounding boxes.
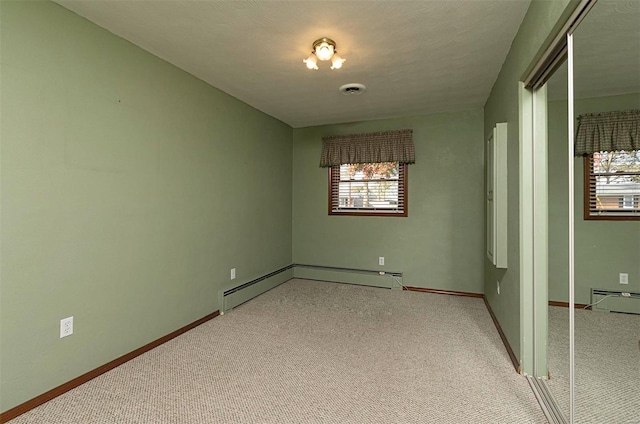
[313,37,336,50]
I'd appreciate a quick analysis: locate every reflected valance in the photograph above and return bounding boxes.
[575,109,640,156]
[319,129,415,167]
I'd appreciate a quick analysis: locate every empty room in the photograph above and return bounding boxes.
[1,1,638,423]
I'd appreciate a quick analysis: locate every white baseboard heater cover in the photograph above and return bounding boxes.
[220,264,404,312]
[591,288,640,315]
[220,265,293,312]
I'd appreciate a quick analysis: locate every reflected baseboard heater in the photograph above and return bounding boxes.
[591,289,640,315]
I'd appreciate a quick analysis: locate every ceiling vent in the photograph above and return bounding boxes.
[339,83,366,95]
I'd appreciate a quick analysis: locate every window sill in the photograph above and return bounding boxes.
[329,210,407,217]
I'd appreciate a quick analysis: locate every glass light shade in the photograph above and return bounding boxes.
[303,53,318,70]
[315,42,334,61]
[330,52,345,70]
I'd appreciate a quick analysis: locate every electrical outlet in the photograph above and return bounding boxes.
[497,281,501,295]
[231,268,236,280]
[379,257,385,266]
[60,316,73,338]
[619,273,629,285]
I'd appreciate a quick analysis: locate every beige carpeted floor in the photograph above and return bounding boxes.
[9,279,546,423]
[547,306,640,424]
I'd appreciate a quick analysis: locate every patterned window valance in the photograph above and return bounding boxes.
[575,109,640,156]
[319,129,415,167]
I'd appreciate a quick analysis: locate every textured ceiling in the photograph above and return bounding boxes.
[53,0,531,128]
[547,0,640,101]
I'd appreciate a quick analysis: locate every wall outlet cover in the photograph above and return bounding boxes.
[60,316,73,338]
[619,273,629,285]
[231,268,236,280]
[379,257,385,266]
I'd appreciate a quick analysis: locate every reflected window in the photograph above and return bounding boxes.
[585,150,640,220]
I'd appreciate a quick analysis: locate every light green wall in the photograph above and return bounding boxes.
[483,0,573,360]
[548,93,640,304]
[0,1,292,411]
[292,110,485,293]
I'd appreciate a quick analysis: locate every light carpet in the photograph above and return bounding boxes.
[9,279,546,423]
[547,306,640,424]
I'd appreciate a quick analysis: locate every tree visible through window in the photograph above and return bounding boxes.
[585,150,640,220]
[329,162,407,216]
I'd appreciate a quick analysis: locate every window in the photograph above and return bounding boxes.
[329,162,407,216]
[320,129,414,216]
[584,150,640,220]
[620,195,637,209]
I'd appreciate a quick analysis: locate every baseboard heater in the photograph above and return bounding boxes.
[220,265,294,312]
[294,263,402,277]
[293,263,403,290]
[590,288,640,315]
[220,264,403,312]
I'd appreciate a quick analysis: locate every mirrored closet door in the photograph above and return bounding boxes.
[545,59,571,421]
[571,1,640,422]
[538,1,640,423]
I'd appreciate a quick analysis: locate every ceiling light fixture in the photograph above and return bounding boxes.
[303,37,346,70]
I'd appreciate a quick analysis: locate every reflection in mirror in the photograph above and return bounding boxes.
[545,59,571,421]
[550,0,640,422]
